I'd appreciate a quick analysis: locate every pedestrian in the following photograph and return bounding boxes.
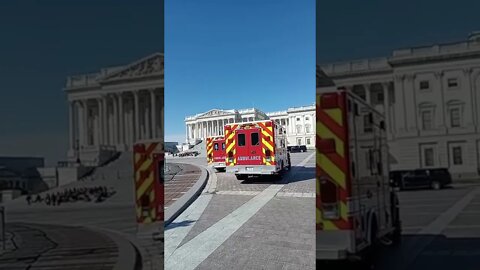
[45,194,51,206]
[52,194,57,206]
[26,194,32,205]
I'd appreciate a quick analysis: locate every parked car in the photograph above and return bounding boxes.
[389,168,452,190]
[288,146,302,153]
[299,145,307,152]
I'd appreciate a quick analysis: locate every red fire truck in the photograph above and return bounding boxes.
[206,136,226,172]
[316,89,401,264]
[225,120,291,180]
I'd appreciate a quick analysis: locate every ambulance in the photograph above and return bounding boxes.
[224,120,291,180]
[316,88,401,264]
[133,140,164,224]
[206,136,227,172]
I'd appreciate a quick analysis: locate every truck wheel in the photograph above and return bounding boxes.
[362,220,378,269]
[431,181,441,190]
[236,174,246,181]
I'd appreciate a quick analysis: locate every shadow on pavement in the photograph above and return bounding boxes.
[375,234,480,270]
[237,166,314,185]
[165,220,196,230]
[316,234,480,270]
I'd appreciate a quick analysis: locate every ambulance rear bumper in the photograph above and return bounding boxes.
[212,162,226,169]
[226,165,277,175]
[316,230,355,260]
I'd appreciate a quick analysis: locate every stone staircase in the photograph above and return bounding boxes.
[189,141,206,157]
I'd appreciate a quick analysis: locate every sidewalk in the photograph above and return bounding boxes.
[0,222,136,270]
[165,162,208,226]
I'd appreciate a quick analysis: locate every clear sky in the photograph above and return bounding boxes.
[0,0,163,166]
[165,0,316,144]
[317,0,480,63]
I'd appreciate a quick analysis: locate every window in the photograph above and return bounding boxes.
[296,117,300,121]
[363,115,372,132]
[422,110,433,130]
[296,124,302,134]
[297,138,302,145]
[281,119,285,125]
[305,124,311,133]
[238,134,246,146]
[306,138,311,145]
[419,80,430,90]
[453,146,463,165]
[450,108,461,127]
[424,148,434,167]
[214,143,219,150]
[305,117,310,121]
[447,78,458,88]
[251,132,259,146]
[222,143,225,150]
[377,92,384,102]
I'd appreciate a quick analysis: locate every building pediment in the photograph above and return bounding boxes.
[100,53,164,83]
[197,109,235,119]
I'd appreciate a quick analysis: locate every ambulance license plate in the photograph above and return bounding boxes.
[246,167,254,171]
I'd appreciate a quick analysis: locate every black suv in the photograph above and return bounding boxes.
[299,145,307,152]
[390,168,452,190]
[288,146,301,153]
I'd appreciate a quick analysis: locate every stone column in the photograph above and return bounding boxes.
[112,95,118,145]
[393,75,406,133]
[103,97,108,145]
[364,83,371,104]
[82,100,88,146]
[97,98,103,146]
[133,91,140,142]
[434,72,446,129]
[150,90,157,138]
[382,82,391,134]
[69,101,75,151]
[118,93,124,146]
[405,74,418,131]
[463,68,474,126]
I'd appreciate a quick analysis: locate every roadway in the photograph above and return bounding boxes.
[374,183,480,270]
[165,151,316,270]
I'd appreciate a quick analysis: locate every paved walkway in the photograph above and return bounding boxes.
[165,163,202,207]
[165,152,316,270]
[0,223,119,270]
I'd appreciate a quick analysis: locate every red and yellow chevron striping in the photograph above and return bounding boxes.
[225,124,238,166]
[206,137,214,164]
[133,141,163,224]
[316,92,352,231]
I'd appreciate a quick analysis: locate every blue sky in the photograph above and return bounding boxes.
[317,0,480,63]
[0,0,163,166]
[165,0,315,143]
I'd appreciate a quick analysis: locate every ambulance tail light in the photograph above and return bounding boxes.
[208,154,212,161]
[228,151,234,163]
[319,176,340,220]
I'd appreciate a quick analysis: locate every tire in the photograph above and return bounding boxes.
[236,174,247,181]
[362,218,378,269]
[431,181,441,190]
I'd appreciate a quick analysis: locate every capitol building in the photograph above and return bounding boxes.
[64,53,164,166]
[184,105,316,149]
[317,32,480,179]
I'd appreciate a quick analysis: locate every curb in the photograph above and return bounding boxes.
[164,163,208,226]
[85,226,139,270]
